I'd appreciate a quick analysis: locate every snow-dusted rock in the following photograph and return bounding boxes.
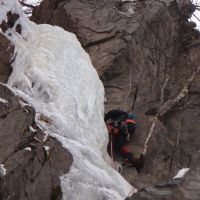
[0,81,72,200]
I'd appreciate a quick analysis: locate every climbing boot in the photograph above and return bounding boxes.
[123,154,145,172]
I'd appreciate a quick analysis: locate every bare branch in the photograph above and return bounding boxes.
[193,13,200,22]
[143,65,200,155]
[158,66,200,117]
[143,115,158,155]
[160,75,170,105]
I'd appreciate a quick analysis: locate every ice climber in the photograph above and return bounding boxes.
[105,109,145,172]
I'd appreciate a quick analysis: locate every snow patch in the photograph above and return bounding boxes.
[42,134,48,142]
[173,168,190,179]
[44,145,50,156]
[24,147,32,151]
[0,164,6,176]
[190,0,200,29]
[29,125,37,133]
[0,97,8,104]
[19,100,29,107]
[44,145,49,152]
[44,145,49,151]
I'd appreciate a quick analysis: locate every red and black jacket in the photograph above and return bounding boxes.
[105,110,136,158]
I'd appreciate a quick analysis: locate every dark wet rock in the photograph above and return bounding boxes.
[0,12,19,33]
[0,9,24,83]
[0,84,73,200]
[0,34,13,83]
[126,179,180,200]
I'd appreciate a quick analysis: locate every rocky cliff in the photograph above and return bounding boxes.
[0,0,200,199]
[32,0,200,198]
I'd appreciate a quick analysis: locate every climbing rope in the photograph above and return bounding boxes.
[110,134,116,169]
[110,133,137,197]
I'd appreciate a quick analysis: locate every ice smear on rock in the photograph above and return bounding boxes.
[0,0,133,199]
[0,164,6,177]
[0,97,8,104]
[173,168,190,179]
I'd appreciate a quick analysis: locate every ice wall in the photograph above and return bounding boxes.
[0,0,133,199]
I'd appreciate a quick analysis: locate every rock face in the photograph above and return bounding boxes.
[0,83,72,200]
[32,0,200,195]
[128,153,200,200]
[0,34,13,83]
[174,153,200,200]
[0,11,19,83]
